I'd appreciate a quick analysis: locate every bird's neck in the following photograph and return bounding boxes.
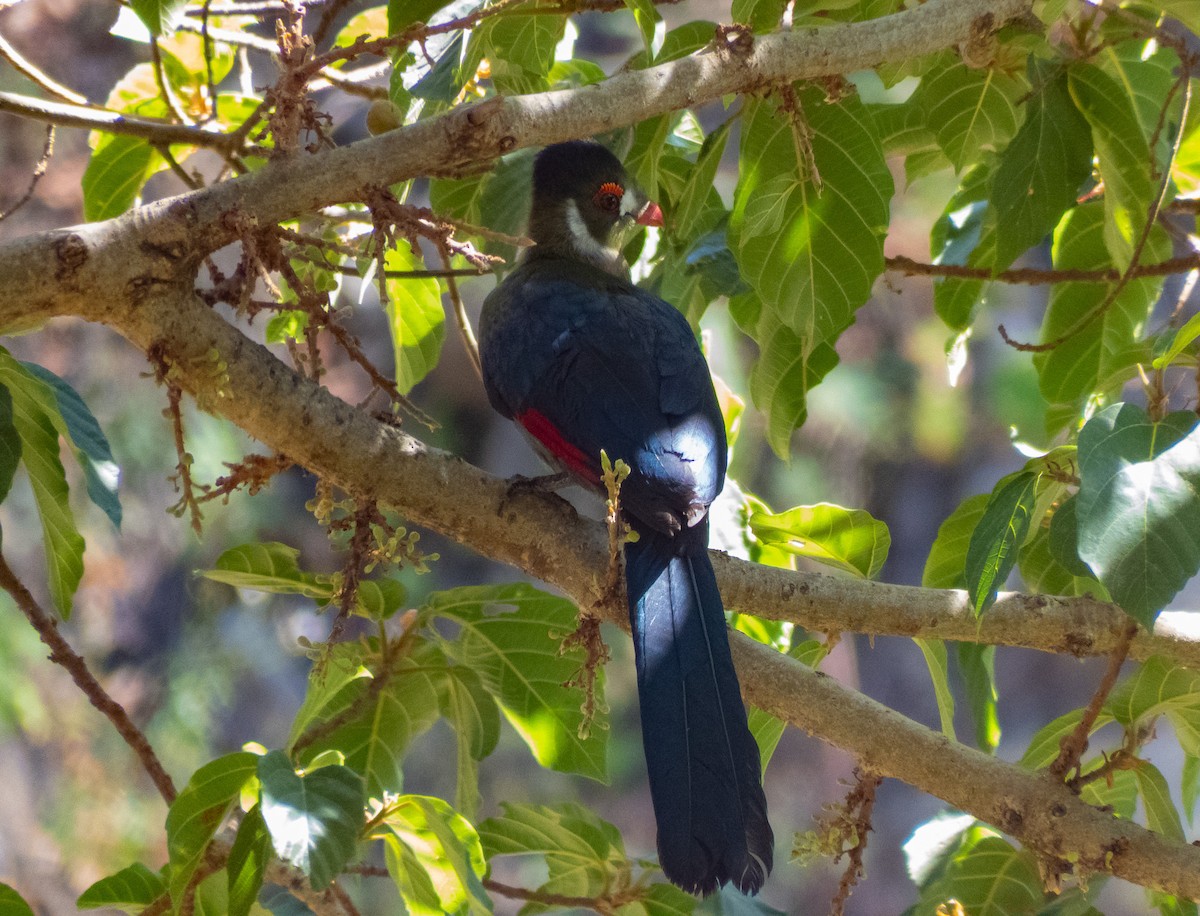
[525,201,628,277]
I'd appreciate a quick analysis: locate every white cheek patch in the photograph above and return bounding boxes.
[565,199,621,267]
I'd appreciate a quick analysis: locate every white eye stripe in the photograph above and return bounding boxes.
[620,186,639,217]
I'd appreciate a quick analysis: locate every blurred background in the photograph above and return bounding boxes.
[0,0,1190,912]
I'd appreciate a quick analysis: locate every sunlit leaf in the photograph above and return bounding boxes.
[1077,405,1200,627]
[199,542,334,602]
[78,863,166,912]
[228,804,270,916]
[748,503,889,578]
[384,243,445,395]
[166,752,260,905]
[294,644,443,800]
[965,472,1039,616]
[990,64,1092,268]
[478,802,626,900]
[427,584,609,781]
[0,386,19,505]
[0,886,33,916]
[381,795,490,915]
[912,52,1028,172]
[914,638,956,740]
[20,361,120,528]
[82,135,160,222]
[1069,62,1155,269]
[0,352,85,618]
[258,750,363,890]
[1033,204,1167,427]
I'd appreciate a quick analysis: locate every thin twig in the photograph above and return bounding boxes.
[483,878,639,910]
[441,248,482,379]
[830,770,881,916]
[1049,620,1139,781]
[886,253,1200,285]
[0,124,54,222]
[0,30,88,105]
[0,551,178,804]
[0,90,240,150]
[149,36,194,126]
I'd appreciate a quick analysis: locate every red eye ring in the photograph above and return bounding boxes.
[594,182,624,213]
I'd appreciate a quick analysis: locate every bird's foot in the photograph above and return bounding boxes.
[497,471,572,515]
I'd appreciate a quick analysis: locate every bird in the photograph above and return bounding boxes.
[477,139,773,896]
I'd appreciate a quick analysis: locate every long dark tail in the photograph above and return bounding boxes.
[624,524,773,896]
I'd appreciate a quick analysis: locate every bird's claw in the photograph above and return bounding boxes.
[497,471,572,515]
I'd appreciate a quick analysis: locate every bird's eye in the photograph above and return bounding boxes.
[594,182,624,213]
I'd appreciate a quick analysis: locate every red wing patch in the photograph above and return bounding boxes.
[517,409,602,487]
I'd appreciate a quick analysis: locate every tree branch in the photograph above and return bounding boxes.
[0,91,241,151]
[9,0,1200,899]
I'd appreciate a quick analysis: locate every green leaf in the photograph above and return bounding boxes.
[388,0,445,33]
[903,811,978,890]
[166,752,260,906]
[0,386,19,504]
[427,584,609,781]
[258,750,364,890]
[674,123,730,244]
[930,165,993,332]
[199,542,334,602]
[731,0,787,30]
[1033,204,1167,422]
[382,795,490,915]
[0,886,33,916]
[1020,708,1114,770]
[730,90,891,343]
[478,802,625,900]
[1185,755,1200,826]
[739,307,840,459]
[643,882,700,915]
[1134,760,1185,842]
[1046,495,1094,579]
[20,362,120,528]
[293,644,443,800]
[479,11,565,93]
[411,32,467,102]
[1155,1,1200,36]
[914,639,956,740]
[436,664,501,819]
[746,705,787,774]
[919,835,1043,915]
[0,352,85,618]
[912,52,1029,172]
[1106,656,1200,756]
[129,0,188,34]
[748,503,889,578]
[1154,311,1200,371]
[990,64,1092,268]
[78,862,167,912]
[923,493,989,589]
[958,643,1000,753]
[1068,62,1155,269]
[228,804,270,916]
[1081,767,1137,821]
[82,135,160,222]
[624,0,663,58]
[385,244,445,395]
[965,472,1039,616]
[1076,405,1200,627]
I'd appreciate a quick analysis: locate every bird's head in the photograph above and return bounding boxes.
[526,140,663,276]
